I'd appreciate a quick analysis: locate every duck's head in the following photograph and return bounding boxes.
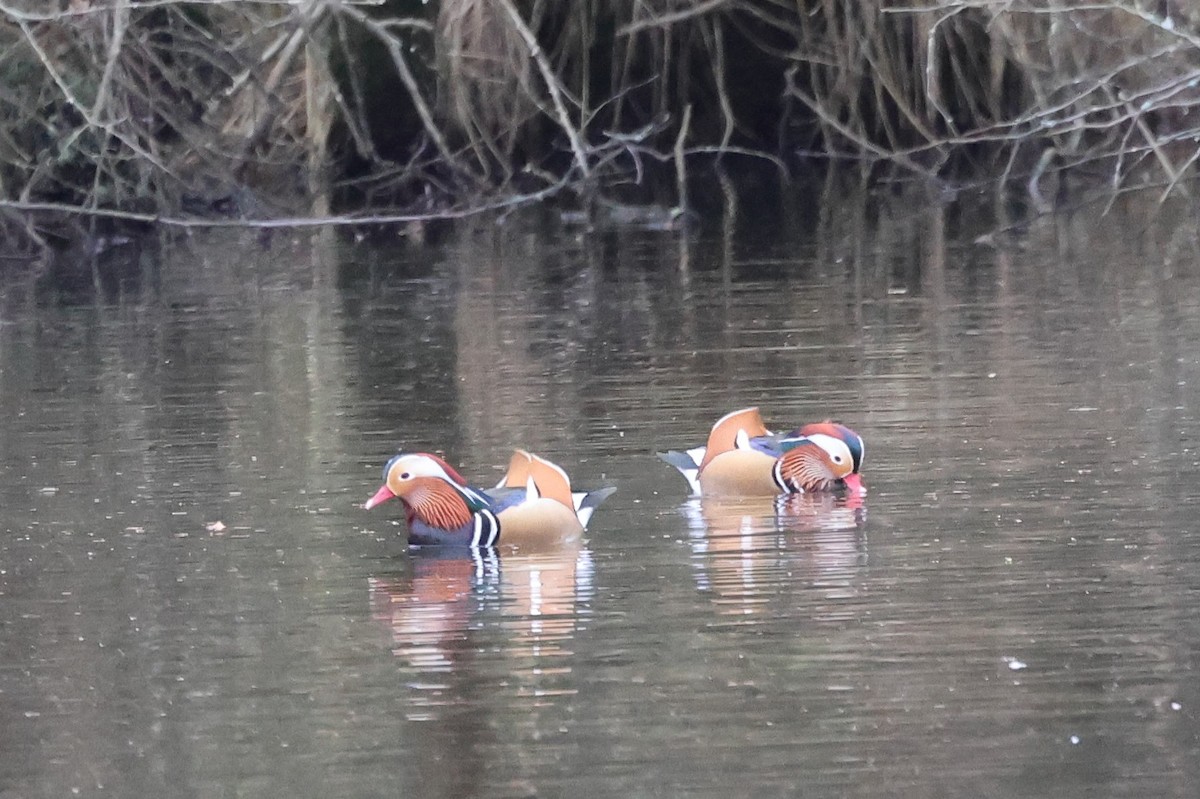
[797,421,865,494]
[364,452,469,509]
[777,431,856,493]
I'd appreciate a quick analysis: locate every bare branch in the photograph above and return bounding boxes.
[618,0,732,37]
[0,171,572,228]
[496,0,591,178]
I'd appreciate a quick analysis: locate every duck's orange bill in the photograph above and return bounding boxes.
[364,485,396,509]
[842,473,865,496]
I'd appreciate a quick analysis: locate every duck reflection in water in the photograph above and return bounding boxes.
[368,542,593,676]
[684,490,867,616]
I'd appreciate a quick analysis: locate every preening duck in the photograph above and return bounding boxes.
[659,407,865,497]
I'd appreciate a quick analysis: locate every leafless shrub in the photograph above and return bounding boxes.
[0,0,332,245]
[783,1,1200,199]
[0,0,1198,249]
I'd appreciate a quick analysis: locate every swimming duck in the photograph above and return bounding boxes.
[659,407,865,497]
[364,449,614,547]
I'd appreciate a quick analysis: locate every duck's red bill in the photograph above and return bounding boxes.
[364,485,396,510]
[842,473,865,496]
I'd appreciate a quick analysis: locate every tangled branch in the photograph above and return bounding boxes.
[1,0,1199,251]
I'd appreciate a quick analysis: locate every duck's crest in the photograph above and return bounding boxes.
[698,407,770,472]
[414,452,470,486]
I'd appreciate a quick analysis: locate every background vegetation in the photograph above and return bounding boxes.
[1,0,1198,246]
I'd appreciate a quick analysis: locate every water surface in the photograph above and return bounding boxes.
[2,185,1199,797]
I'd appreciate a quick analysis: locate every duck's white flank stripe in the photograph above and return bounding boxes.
[481,511,500,546]
[470,514,485,547]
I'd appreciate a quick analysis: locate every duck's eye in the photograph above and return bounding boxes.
[400,472,411,480]
[832,455,843,464]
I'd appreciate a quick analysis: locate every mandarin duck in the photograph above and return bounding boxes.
[659,407,865,497]
[364,449,614,547]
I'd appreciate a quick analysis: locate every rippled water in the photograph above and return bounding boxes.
[2,184,1199,797]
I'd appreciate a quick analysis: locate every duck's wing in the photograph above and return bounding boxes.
[526,452,577,511]
[481,485,529,513]
[698,407,771,471]
[495,449,533,489]
[745,432,791,459]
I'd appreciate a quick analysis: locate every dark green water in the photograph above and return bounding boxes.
[2,185,1198,797]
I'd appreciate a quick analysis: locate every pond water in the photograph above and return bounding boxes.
[2,180,1199,797]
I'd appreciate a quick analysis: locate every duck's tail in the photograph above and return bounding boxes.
[658,447,706,495]
[574,486,617,529]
